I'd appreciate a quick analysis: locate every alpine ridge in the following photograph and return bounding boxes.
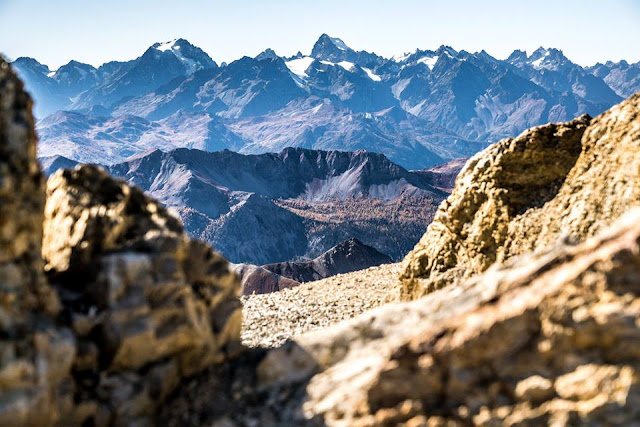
[103,146,448,264]
[13,35,637,169]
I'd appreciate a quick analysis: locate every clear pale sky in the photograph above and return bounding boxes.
[1,0,639,69]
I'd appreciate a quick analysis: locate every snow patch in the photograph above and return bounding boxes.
[362,67,382,81]
[417,56,439,70]
[285,56,315,78]
[337,61,356,72]
[393,51,414,62]
[319,60,357,73]
[155,39,179,52]
[392,78,412,99]
[531,51,549,69]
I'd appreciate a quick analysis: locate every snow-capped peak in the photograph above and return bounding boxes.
[436,45,458,58]
[528,47,568,71]
[154,39,181,52]
[255,48,279,61]
[311,34,355,60]
[149,38,216,74]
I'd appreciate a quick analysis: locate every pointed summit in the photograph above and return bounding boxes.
[435,45,458,58]
[255,48,279,61]
[148,38,217,73]
[311,34,354,61]
[12,57,50,75]
[528,47,570,71]
[506,49,528,64]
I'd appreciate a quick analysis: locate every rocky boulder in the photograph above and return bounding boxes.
[401,92,640,299]
[162,207,640,425]
[301,208,640,426]
[0,57,75,426]
[42,165,243,424]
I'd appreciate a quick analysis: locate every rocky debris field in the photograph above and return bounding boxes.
[241,263,401,347]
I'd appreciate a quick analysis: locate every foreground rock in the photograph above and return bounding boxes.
[43,165,243,424]
[0,57,75,425]
[401,92,640,298]
[165,208,640,426]
[0,58,243,426]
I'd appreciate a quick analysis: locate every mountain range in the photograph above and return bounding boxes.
[42,147,455,265]
[13,35,639,169]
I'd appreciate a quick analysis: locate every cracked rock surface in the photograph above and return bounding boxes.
[401,93,640,298]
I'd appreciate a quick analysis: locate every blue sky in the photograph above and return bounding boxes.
[1,0,639,69]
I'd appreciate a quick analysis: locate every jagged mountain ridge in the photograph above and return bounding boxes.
[13,35,635,169]
[54,146,448,264]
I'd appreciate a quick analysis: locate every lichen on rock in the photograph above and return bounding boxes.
[401,92,640,299]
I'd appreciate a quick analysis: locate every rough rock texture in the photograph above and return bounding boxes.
[0,57,75,425]
[401,92,640,298]
[347,209,640,426]
[165,208,640,426]
[42,165,243,424]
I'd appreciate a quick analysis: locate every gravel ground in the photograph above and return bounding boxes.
[241,263,402,347]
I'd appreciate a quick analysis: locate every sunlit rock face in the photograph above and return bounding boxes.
[401,92,640,299]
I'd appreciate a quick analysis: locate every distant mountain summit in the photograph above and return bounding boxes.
[235,237,393,294]
[89,146,450,264]
[12,35,638,169]
[263,237,392,283]
[150,38,217,73]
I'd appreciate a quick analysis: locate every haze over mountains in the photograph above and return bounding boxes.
[14,35,639,169]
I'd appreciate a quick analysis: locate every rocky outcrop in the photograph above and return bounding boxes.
[163,208,640,425]
[300,208,640,426]
[42,165,243,424]
[0,58,243,426]
[401,92,640,298]
[0,57,75,426]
